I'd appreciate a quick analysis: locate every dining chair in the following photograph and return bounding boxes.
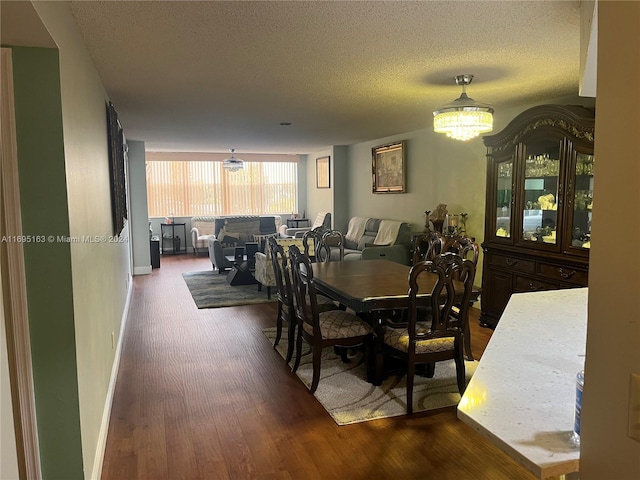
[302,227,326,260]
[268,237,338,364]
[321,229,345,262]
[305,227,334,263]
[442,236,480,360]
[381,231,445,326]
[267,237,298,363]
[412,231,445,264]
[444,235,479,265]
[288,245,373,393]
[382,254,472,414]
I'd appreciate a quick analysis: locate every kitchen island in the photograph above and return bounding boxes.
[458,288,587,479]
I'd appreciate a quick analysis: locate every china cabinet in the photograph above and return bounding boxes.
[480,105,595,328]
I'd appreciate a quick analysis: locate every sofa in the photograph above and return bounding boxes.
[338,217,412,265]
[208,215,281,273]
[190,216,217,255]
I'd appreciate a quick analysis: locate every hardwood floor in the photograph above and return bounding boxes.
[101,255,537,480]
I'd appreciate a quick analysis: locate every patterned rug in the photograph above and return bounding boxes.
[182,270,276,308]
[262,327,477,425]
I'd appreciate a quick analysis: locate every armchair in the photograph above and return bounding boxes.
[280,212,331,238]
[254,251,277,299]
[254,237,314,299]
[190,216,216,256]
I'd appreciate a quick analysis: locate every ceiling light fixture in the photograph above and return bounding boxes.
[222,148,244,172]
[433,74,494,141]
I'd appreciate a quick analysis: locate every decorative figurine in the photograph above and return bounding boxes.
[428,204,448,233]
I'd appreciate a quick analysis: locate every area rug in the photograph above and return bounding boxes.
[262,327,477,425]
[182,270,276,308]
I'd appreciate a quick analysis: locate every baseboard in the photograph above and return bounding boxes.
[91,276,133,480]
[133,265,152,275]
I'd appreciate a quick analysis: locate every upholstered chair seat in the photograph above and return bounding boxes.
[289,244,372,393]
[302,309,372,339]
[383,325,455,354]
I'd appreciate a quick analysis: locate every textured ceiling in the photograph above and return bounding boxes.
[64,1,582,154]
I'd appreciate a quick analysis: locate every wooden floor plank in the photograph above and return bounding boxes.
[101,255,540,480]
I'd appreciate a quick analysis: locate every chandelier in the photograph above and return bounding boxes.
[222,148,244,172]
[433,74,494,141]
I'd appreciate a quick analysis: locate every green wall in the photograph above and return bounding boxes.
[12,46,84,479]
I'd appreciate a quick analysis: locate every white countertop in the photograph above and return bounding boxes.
[458,288,587,479]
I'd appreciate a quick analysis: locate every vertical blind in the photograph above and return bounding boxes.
[146,160,298,217]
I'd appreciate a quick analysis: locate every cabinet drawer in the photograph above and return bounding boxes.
[489,255,535,274]
[537,263,588,285]
[514,275,559,293]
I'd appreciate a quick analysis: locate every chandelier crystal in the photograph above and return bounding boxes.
[433,74,494,141]
[222,148,244,172]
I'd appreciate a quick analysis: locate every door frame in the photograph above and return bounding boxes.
[1,46,42,480]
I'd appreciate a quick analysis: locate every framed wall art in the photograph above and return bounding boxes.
[106,101,128,235]
[316,155,330,188]
[372,140,406,193]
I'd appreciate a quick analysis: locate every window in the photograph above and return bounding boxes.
[146,153,298,217]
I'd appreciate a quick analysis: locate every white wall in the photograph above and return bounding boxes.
[128,140,152,274]
[580,1,640,478]
[32,2,132,479]
[331,145,350,232]
[305,148,334,225]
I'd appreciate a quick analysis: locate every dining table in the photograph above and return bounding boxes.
[311,259,467,385]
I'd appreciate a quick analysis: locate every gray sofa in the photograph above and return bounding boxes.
[338,217,412,265]
[208,215,281,273]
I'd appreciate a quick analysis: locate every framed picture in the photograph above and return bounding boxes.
[106,101,128,235]
[372,141,406,193]
[316,156,330,188]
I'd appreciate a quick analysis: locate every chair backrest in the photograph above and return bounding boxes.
[267,237,294,309]
[304,227,331,262]
[413,231,444,264]
[408,258,456,341]
[302,228,322,259]
[321,230,345,262]
[288,245,320,337]
[434,253,476,330]
[443,236,479,268]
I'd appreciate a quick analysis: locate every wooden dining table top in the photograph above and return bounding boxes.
[311,259,448,313]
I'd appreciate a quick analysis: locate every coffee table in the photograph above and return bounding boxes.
[224,255,258,286]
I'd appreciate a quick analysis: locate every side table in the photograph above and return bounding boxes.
[286,218,310,228]
[160,223,186,254]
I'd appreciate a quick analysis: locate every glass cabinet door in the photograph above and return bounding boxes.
[520,140,561,246]
[568,152,594,250]
[495,159,513,238]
